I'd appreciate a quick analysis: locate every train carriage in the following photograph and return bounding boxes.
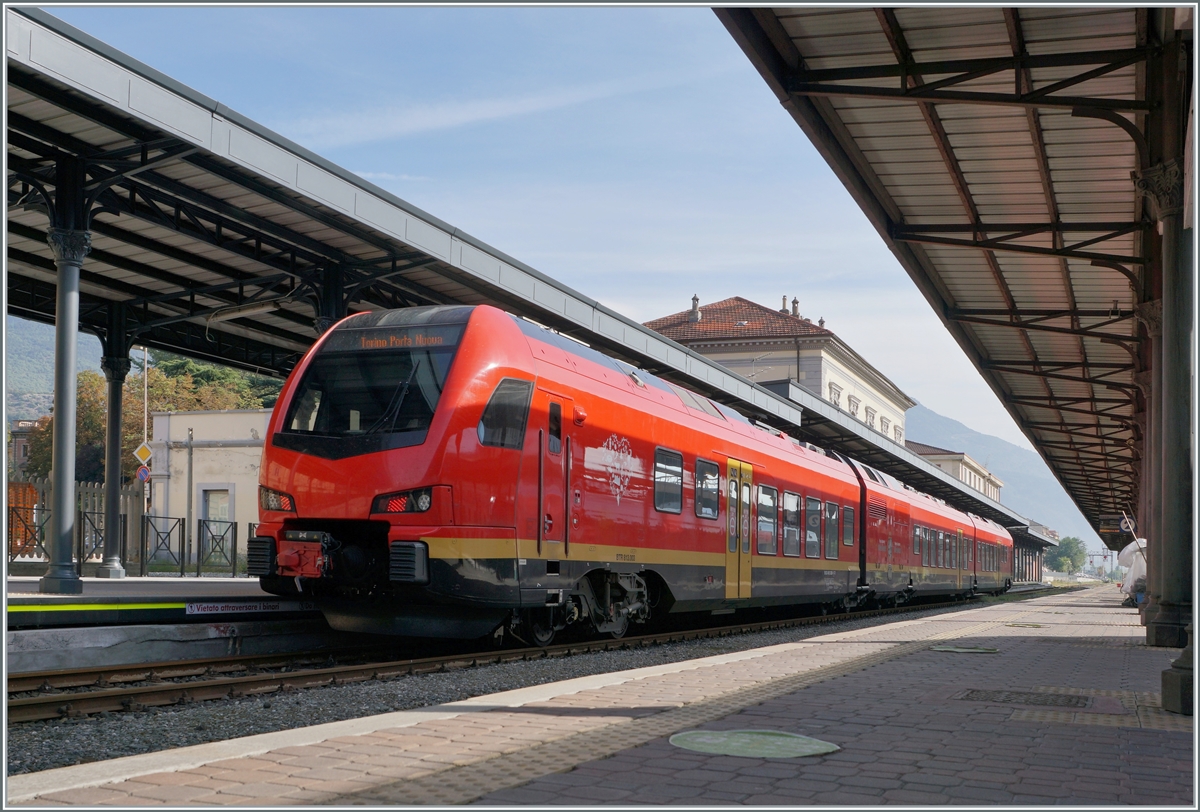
[249,304,1010,641]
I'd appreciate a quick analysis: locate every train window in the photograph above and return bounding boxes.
[951,536,957,569]
[695,460,720,519]
[824,502,839,559]
[805,497,822,558]
[937,531,945,568]
[913,525,921,557]
[477,379,533,449]
[741,481,752,554]
[862,466,880,484]
[925,528,932,567]
[757,486,778,555]
[653,449,683,513]
[842,506,855,547]
[782,492,801,556]
[548,403,562,454]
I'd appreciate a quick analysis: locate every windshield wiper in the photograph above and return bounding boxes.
[364,360,421,435]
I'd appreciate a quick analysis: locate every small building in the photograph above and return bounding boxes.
[7,419,37,476]
[905,440,1003,502]
[645,296,916,443]
[148,409,269,555]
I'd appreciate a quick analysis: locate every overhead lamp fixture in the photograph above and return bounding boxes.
[205,298,288,325]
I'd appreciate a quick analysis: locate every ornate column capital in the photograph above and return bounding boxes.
[1133,158,1184,221]
[1135,299,1163,338]
[1133,370,1153,396]
[100,355,132,381]
[46,227,92,265]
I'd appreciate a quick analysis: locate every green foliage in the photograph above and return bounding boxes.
[1044,536,1088,574]
[149,350,283,408]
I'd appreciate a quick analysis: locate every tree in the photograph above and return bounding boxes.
[24,357,282,483]
[1044,536,1088,574]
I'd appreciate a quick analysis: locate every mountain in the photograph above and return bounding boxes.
[6,315,104,420]
[905,403,1100,546]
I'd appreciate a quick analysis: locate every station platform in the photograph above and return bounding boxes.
[8,585,1192,806]
[6,576,317,630]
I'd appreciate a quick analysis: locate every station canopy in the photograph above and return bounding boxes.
[6,8,1050,537]
[717,7,1171,544]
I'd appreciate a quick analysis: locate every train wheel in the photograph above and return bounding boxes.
[525,609,556,647]
[607,615,629,639]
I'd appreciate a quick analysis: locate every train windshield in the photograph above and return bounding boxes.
[274,310,469,459]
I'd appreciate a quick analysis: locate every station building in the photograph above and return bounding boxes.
[645,296,916,443]
[904,440,1004,502]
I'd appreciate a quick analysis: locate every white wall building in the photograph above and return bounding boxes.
[904,440,1004,502]
[148,409,269,540]
[645,296,916,443]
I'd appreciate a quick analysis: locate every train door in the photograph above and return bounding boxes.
[536,390,573,558]
[725,460,753,600]
[893,501,910,588]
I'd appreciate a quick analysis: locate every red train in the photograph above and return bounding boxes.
[249,305,1012,642]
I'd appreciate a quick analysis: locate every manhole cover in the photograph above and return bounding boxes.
[931,645,999,653]
[669,729,839,759]
[955,689,1089,708]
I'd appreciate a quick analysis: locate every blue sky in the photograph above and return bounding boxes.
[42,5,1037,454]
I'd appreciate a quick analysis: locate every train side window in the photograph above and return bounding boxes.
[922,528,929,566]
[695,460,720,519]
[804,496,822,558]
[757,485,778,555]
[823,502,839,559]
[477,378,533,449]
[653,448,683,514]
[782,492,801,556]
[937,531,945,568]
[842,506,855,547]
[951,536,957,569]
[913,525,921,557]
[727,472,738,553]
[548,402,562,454]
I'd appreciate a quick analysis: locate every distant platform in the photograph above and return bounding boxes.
[6,576,318,629]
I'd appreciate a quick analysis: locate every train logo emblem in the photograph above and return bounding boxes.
[600,434,633,504]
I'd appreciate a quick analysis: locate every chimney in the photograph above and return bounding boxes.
[791,297,799,317]
[689,294,702,323]
[780,295,789,314]
[818,317,825,328]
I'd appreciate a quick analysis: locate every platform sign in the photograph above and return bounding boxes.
[133,442,153,465]
[1119,516,1136,534]
[136,465,151,482]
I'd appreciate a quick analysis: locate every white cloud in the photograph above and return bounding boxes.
[284,67,733,151]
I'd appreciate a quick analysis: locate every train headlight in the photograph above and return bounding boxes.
[373,487,433,514]
[259,486,296,513]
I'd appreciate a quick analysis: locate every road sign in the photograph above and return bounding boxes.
[136,465,151,482]
[133,442,153,465]
[1119,516,1136,533]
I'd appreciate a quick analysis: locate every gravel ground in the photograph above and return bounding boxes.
[7,597,1034,776]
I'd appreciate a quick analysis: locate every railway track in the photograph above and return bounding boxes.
[8,599,974,723]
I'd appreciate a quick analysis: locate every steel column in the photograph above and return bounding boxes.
[96,302,132,578]
[39,157,88,594]
[315,265,346,335]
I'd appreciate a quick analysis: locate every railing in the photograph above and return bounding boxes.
[197,519,239,577]
[7,505,49,561]
[141,515,186,577]
[75,510,105,574]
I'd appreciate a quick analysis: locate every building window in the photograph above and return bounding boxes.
[865,407,876,429]
[880,416,890,435]
[847,396,860,418]
[828,383,842,408]
[893,426,902,443]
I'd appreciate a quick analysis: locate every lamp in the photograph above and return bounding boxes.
[205,298,287,324]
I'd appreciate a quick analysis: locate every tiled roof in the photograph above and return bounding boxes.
[906,440,961,457]
[643,297,833,343]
